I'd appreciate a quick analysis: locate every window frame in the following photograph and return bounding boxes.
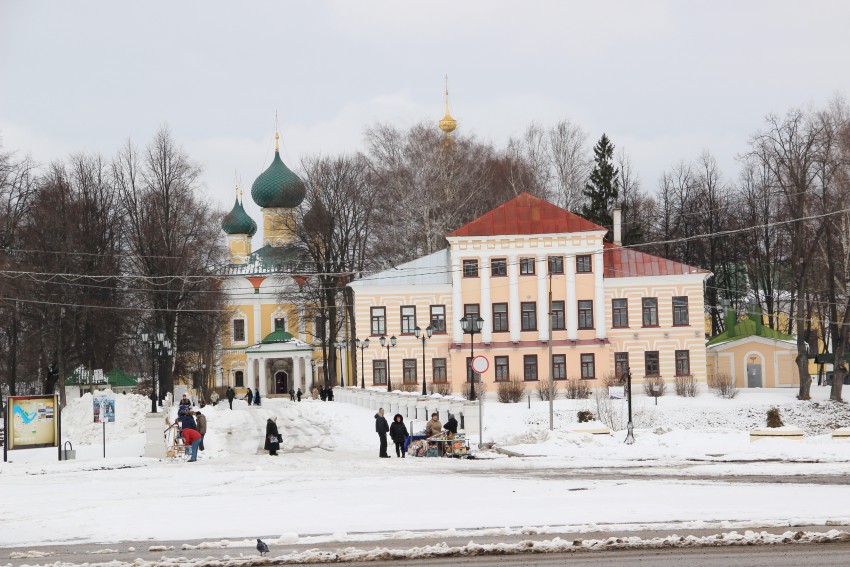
[578,299,594,330]
[552,354,566,380]
[523,354,538,381]
[612,298,629,328]
[234,370,244,387]
[429,304,446,333]
[492,302,509,332]
[432,358,448,383]
[642,297,659,327]
[464,303,480,322]
[551,300,566,330]
[466,357,481,383]
[521,301,537,331]
[645,351,660,377]
[675,350,691,376]
[491,258,507,277]
[232,319,246,343]
[402,358,418,384]
[548,255,564,274]
[580,353,595,379]
[370,306,387,336]
[576,254,592,273]
[495,356,510,382]
[672,296,690,326]
[614,352,630,379]
[400,305,417,335]
[519,257,536,275]
[463,259,479,278]
[373,359,387,385]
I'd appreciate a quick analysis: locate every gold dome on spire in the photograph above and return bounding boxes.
[439,75,457,135]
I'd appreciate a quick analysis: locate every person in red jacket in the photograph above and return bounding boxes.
[182,427,202,462]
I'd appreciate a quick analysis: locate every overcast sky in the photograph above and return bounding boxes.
[2,0,849,225]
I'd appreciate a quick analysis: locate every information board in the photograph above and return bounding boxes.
[7,395,59,449]
[93,396,115,423]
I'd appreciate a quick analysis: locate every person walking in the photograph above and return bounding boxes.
[226,386,235,410]
[288,388,295,402]
[389,413,409,458]
[246,387,253,406]
[320,387,327,401]
[195,411,207,452]
[210,391,220,406]
[444,413,458,436]
[327,387,334,401]
[265,416,280,456]
[374,408,390,458]
[253,388,261,406]
[296,388,303,402]
[182,427,202,462]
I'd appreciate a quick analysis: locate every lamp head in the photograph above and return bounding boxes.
[141,332,149,342]
[390,335,397,347]
[474,316,484,333]
[379,335,386,347]
[459,316,469,333]
[426,325,433,339]
[355,338,361,348]
[414,326,421,339]
[156,332,165,342]
[364,338,370,348]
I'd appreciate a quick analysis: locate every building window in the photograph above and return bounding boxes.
[273,317,286,331]
[370,307,386,335]
[232,319,246,342]
[430,305,446,333]
[551,300,565,330]
[234,370,244,387]
[402,359,417,384]
[645,351,660,376]
[491,258,507,277]
[432,358,447,383]
[548,256,564,274]
[495,356,510,381]
[580,353,595,379]
[463,259,479,277]
[576,255,592,273]
[521,302,537,331]
[578,300,594,329]
[614,352,630,379]
[520,257,535,275]
[493,303,509,332]
[612,298,629,328]
[466,357,481,383]
[642,298,658,327]
[675,350,691,375]
[524,355,538,381]
[401,305,416,334]
[464,304,480,324]
[373,360,387,385]
[673,296,689,326]
[552,354,566,380]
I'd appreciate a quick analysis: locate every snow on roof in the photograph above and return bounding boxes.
[351,249,451,287]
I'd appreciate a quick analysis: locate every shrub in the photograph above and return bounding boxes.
[674,375,698,397]
[766,407,783,428]
[429,383,452,396]
[397,383,418,393]
[536,378,558,401]
[603,372,625,390]
[577,410,594,423]
[708,373,738,399]
[642,376,666,398]
[565,377,592,399]
[461,380,486,401]
[497,376,526,403]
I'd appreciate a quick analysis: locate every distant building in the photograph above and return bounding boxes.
[351,193,711,393]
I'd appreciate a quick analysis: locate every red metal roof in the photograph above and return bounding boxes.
[448,193,605,238]
[603,242,709,278]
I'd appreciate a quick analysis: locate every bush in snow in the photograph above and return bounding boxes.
[708,372,738,399]
[766,406,784,428]
[497,376,526,403]
[397,383,418,393]
[602,372,625,390]
[565,377,591,399]
[536,377,558,401]
[642,376,666,398]
[461,380,486,401]
[674,375,698,397]
[429,383,452,396]
[577,410,594,423]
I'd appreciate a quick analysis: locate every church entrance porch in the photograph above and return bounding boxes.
[244,338,314,398]
[275,370,289,394]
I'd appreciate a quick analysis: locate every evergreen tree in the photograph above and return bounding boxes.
[581,134,620,239]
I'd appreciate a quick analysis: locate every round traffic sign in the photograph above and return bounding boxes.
[471,355,489,374]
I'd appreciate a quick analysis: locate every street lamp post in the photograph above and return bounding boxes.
[310,359,316,392]
[625,368,635,444]
[414,325,433,396]
[379,335,397,392]
[139,329,171,413]
[334,342,346,387]
[355,338,370,389]
[459,315,484,401]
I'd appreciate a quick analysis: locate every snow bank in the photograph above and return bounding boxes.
[62,390,149,445]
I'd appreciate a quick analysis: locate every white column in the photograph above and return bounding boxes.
[508,254,520,343]
[537,254,549,342]
[566,253,578,339]
[594,250,606,339]
[451,254,464,344]
[298,307,306,341]
[305,356,313,391]
[481,256,492,343]
[293,356,302,393]
[246,357,255,390]
[253,299,262,345]
[258,358,268,396]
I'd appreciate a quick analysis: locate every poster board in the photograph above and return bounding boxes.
[6,395,60,450]
[93,396,115,424]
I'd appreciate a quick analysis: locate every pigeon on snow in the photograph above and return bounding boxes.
[256,539,269,556]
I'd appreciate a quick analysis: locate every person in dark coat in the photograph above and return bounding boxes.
[289,388,295,401]
[374,408,390,458]
[320,387,327,401]
[226,386,235,410]
[253,389,261,406]
[177,409,197,431]
[246,387,253,405]
[296,388,302,402]
[389,413,409,458]
[264,416,280,456]
[195,411,207,451]
[444,413,458,436]
[327,387,334,401]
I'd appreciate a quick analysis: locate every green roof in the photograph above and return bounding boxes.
[707,315,794,346]
[250,150,306,209]
[261,328,295,344]
[222,198,258,236]
[65,367,138,386]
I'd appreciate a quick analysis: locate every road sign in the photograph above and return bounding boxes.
[471,356,489,374]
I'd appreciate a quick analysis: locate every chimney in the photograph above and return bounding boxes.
[612,208,622,245]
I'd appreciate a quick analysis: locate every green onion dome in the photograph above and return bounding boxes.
[250,149,307,209]
[221,198,257,236]
[261,327,295,344]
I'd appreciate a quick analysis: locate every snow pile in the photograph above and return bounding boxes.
[62,390,149,445]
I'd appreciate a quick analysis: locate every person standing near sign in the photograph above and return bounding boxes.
[195,411,207,451]
[182,427,202,462]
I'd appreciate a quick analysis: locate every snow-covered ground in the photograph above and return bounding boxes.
[1,387,849,548]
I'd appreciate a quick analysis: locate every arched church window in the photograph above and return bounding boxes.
[234,371,244,387]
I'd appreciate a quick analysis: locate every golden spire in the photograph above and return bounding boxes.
[439,74,457,135]
[274,111,280,152]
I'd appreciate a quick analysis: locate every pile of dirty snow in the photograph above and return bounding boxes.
[62,390,149,445]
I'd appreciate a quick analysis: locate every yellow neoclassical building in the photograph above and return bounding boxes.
[219,132,322,396]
